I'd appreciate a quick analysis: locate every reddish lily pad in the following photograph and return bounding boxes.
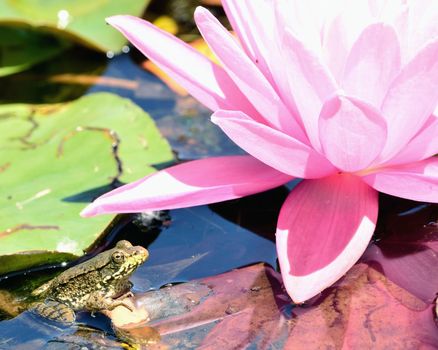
[286,264,437,349]
[107,263,437,349]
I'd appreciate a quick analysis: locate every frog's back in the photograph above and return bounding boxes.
[31,250,112,297]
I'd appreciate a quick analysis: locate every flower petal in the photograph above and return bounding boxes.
[221,0,275,83]
[80,156,293,217]
[106,15,258,118]
[282,29,338,151]
[404,0,438,62]
[322,1,375,81]
[341,23,401,108]
[194,7,307,141]
[276,174,378,303]
[222,0,303,128]
[319,96,387,172]
[211,110,337,179]
[380,38,438,160]
[388,116,438,165]
[275,0,339,52]
[362,158,438,203]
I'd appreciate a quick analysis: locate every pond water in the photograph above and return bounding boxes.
[0,4,437,349]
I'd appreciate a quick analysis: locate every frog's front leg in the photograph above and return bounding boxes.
[86,291,133,312]
[30,300,76,324]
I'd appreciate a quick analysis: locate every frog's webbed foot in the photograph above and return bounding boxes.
[30,300,76,324]
[87,292,134,313]
[106,299,134,312]
[119,290,134,299]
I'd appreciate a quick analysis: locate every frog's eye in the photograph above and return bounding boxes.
[112,251,125,264]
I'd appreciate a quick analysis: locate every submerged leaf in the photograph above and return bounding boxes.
[0,26,70,77]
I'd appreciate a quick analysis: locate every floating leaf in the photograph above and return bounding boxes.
[0,0,150,53]
[0,26,70,77]
[0,92,173,274]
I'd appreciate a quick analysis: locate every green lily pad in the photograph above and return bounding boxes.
[0,0,150,53]
[0,92,174,274]
[0,26,71,77]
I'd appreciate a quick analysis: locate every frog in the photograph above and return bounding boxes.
[29,240,149,324]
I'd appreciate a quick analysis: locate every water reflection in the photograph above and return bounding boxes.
[56,10,71,29]
[362,194,438,303]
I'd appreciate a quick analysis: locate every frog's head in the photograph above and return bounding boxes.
[106,240,149,280]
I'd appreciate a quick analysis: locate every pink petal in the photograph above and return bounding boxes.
[222,0,304,129]
[362,158,438,203]
[318,96,387,173]
[388,116,438,165]
[322,2,375,81]
[391,3,410,64]
[193,7,307,141]
[221,0,275,84]
[380,38,438,160]
[282,29,338,151]
[274,0,333,52]
[341,23,401,108]
[211,110,337,179]
[276,174,379,303]
[106,15,259,118]
[404,0,438,63]
[80,156,293,217]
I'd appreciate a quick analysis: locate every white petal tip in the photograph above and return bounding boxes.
[80,204,98,217]
[105,15,124,25]
[194,6,208,17]
[285,280,324,304]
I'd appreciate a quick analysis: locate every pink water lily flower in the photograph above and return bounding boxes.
[81,0,438,302]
